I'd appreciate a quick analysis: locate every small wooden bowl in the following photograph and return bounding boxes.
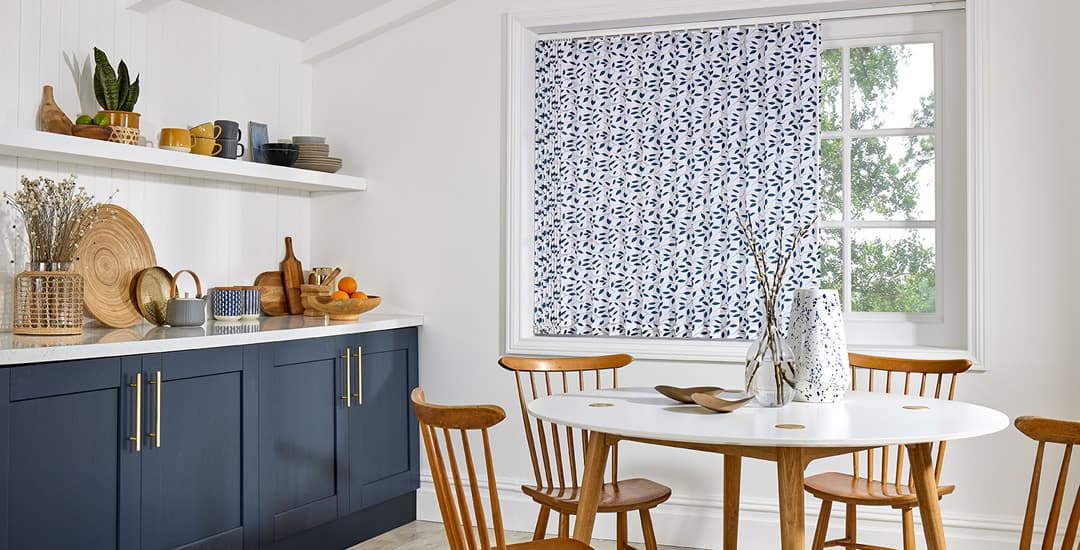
[303,295,381,321]
[72,124,113,141]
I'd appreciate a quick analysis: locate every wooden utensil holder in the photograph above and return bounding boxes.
[300,284,331,317]
[13,269,83,335]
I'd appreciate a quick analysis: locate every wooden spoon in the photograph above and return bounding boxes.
[655,385,726,404]
[320,267,342,287]
[691,392,753,413]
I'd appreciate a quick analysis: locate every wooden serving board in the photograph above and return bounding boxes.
[280,236,304,315]
[254,271,288,316]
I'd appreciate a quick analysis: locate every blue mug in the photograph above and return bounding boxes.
[212,287,255,321]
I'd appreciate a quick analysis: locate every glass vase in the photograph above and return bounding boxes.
[744,323,797,407]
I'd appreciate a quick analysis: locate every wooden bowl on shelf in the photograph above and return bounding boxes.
[302,295,381,321]
[72,124,113,141]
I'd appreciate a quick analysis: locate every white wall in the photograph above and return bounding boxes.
[311,0,1080,548]
[0,0,314,328]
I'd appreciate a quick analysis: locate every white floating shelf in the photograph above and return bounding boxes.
[0,128,366,193]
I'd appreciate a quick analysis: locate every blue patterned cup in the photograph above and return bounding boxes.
[241,287,261,320]
[212,287,245,321]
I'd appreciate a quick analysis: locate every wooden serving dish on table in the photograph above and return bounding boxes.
[301,295,380,321]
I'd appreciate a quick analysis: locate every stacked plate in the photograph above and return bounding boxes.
[292,136,343,173]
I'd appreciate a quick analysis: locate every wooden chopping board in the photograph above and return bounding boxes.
[280,236,304,315]
[254,271,288,316]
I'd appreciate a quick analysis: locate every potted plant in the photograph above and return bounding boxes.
[93,47,141,144]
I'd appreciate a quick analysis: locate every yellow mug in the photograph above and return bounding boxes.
[189,122,222,139]
[191,137,222,156]
[159,128,195,149]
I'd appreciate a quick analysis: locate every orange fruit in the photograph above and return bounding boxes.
[338,276,358,294]
[350,291,368,300]
[331,290,350,300]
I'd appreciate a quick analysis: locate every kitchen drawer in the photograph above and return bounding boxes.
[9,356,122,401]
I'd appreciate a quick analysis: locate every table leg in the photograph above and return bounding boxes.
[573,431,611,543]
[776,448,806,550]
[908,442,947,550]
[724,454,741,550]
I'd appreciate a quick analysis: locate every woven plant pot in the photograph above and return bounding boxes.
[13,265,84,335]
[108,126,140,145]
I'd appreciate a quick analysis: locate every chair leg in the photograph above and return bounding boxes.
[811,499,832,550]
[558,513,570,539]
[901,508,916,550]
[532,506,551,540]
[845,503,857,546]
[640,508,658,550]
[616,512,628,549]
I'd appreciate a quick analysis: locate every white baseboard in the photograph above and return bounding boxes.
[415,475,1029,549]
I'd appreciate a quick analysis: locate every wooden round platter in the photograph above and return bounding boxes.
[74,205,156,328]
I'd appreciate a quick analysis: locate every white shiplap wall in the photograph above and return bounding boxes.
[0,0,314,329]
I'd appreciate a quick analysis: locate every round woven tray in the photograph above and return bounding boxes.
[73,205,156,328]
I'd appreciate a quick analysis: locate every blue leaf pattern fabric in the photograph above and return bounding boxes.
[534,23,820,340]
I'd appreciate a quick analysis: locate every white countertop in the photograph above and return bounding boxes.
[0,313,424,366]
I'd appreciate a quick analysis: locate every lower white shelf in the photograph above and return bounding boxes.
[0,128,367,192]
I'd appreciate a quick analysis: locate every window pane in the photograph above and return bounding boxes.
[820,138,842,220]
[819,228,843,306]
[821,48,841,132]
[851,136,934,221]
[851,43,935,129]
[851,229,935,313]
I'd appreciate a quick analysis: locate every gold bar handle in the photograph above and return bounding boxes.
[353,346,363,405]
[340,348,352,407]
[148,370,162,448]
[128,373,142,452]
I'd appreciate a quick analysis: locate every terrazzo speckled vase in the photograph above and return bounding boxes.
[787,288,849,402]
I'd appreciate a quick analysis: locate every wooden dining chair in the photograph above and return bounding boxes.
[1014,416,1080,550]
[412,388,595,550]
[498,354,671,550]
[805,352,972,550]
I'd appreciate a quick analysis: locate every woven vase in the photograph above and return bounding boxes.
[13,262,84,335]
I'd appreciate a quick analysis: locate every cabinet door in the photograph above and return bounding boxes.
[0,356,141,550]
[139,346,256,550]
[258,337,348,545]
[344,327,419,513]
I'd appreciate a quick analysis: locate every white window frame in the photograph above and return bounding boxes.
[504,0,989,367]
[816,10,968,353]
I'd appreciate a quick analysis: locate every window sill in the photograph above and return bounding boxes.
[506,334,985,371]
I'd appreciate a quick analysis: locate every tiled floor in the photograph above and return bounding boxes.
[347,520,697,550]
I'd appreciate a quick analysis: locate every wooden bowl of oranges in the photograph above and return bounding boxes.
[303,276,380,321]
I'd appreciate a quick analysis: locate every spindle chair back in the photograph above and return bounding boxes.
[1015,416,1080,550]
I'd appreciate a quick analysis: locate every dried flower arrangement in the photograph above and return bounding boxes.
[3,175,115,267]
[736,212,818,405]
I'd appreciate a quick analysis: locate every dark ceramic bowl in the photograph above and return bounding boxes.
[263,146,299,166]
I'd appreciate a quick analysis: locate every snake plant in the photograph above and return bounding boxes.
[93,47,140,112]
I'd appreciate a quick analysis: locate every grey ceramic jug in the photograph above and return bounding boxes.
[166,269,207,327]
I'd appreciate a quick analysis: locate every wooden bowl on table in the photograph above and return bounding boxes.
[302,295,381,321]
[72,124,113,140]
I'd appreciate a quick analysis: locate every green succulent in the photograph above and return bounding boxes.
[93,47,140,112]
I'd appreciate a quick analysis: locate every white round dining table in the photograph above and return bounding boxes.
[528,387,1009,550]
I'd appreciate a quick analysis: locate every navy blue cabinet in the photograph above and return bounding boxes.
[257,328,420,545]
[140,346,258,550]
[343,329,420,513]
[257,336,347,544]
[0,356,141,550]
[0,327,418,550]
